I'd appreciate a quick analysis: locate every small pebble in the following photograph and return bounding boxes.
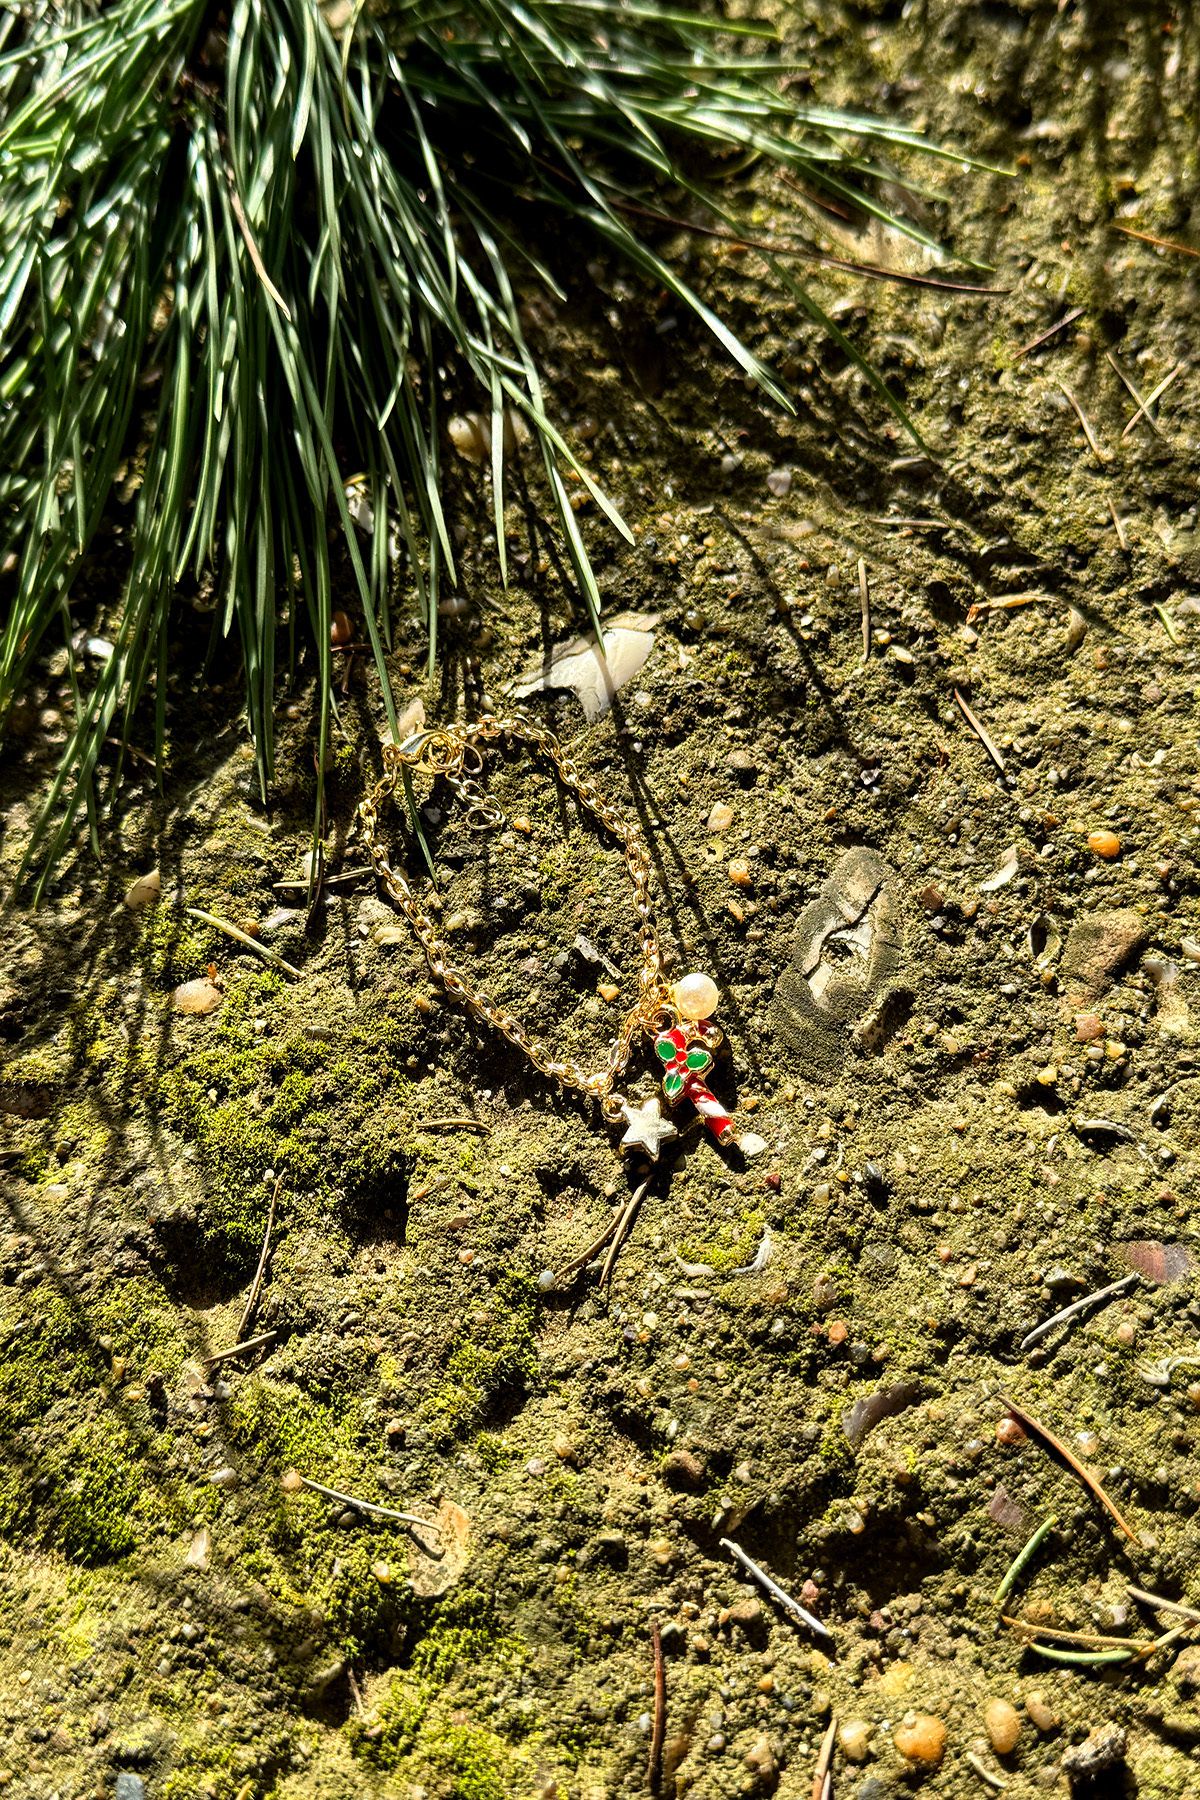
[172,976,222,1015]
[707,802,734,833]
[330,609,353,646]
[597,981,620,1002]
[996,1416,1026,1448]
[893,1714,946,1768]
[1087,829,1121,859]
[984,1697,1021,1755]
[1025,1691,1059,1733]
[839,1719,871,1761]
[124,868,162,910]
[728,858,753,887]
[743,1733,777,1782]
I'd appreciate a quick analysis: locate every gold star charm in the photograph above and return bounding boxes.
[618,1095,678,1162]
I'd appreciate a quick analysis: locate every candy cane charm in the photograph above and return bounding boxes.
[652,972,751,1151]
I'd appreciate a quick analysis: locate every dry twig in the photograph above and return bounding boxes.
[995,1391,1139,1542]
[1019,1272,1137,1352]
[185,906,300,978]
[811,1716,837,1800]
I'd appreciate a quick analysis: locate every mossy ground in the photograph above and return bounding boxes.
[4,0,1200,1795]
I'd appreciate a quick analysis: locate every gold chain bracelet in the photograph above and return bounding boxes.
[355,714,757,1162]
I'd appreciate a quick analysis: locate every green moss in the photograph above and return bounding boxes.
[318,1538,408,1661]
[90,1278,191,1378]
[45,1416,142,1562]
[152,972,415,1270]
[473,1431,514,1473]
[675,1208,765,1274]
[140,903,220,987]
[350,1591,525,1776]
[429,1723,511,1800]
[348,1673,428,1768]
[225,1374,352,1474]
[420,1274,539,1446]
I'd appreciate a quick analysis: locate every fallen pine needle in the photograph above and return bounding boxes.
[720,1537,834,1643]
[204,1327,278,1367]
[1003,1615,1151,1652]
[1128,1584,1200,1627]
[1013,306,1083,361]
[811,1716,837,1800]
[1113,222,1200,259]
[1104,351,1161,438]
[649,1621,666,1794]
[186,906,300,978]
[1024,1642,1134,1667]
[282,1471,441,1533]
[417,1116,489,1133]
[995,1391,1139,1541]
[967,591,1050,621]
[1107,496,1128,550]
[1019,1272,1138,1351]
[1121,363,1183,438]
[953,687,1007,775]
[858,557,870,662]
[966,1750,1008,1792]
[1154,603,1181,646]
[1055,380,1107,465]
[237,1172,281,1343]
[600,1174,652,1288]
[994,1514,1057,1605]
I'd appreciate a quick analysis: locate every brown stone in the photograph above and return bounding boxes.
[719,1598,767,1644]
[1061,908,1147,1003]
[984,1698,1021,1755]
[893,1713,946,1768]
[742,1732,778,1790]
[661,1448,706,1489]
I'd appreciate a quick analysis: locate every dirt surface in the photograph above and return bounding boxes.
[4,1,1200,1796]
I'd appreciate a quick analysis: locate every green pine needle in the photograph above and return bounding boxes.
[0,0,976,892]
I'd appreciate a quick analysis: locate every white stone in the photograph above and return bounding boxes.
[673,972,720,1021]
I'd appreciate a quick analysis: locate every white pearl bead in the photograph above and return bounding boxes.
[673,972,720,1021]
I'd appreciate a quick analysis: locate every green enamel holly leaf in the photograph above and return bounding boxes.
[685,1047,712,1071]
[663,1070,684,1097]
[655,1039,676,1062]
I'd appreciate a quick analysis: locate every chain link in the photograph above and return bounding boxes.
[355,714,671,1101]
